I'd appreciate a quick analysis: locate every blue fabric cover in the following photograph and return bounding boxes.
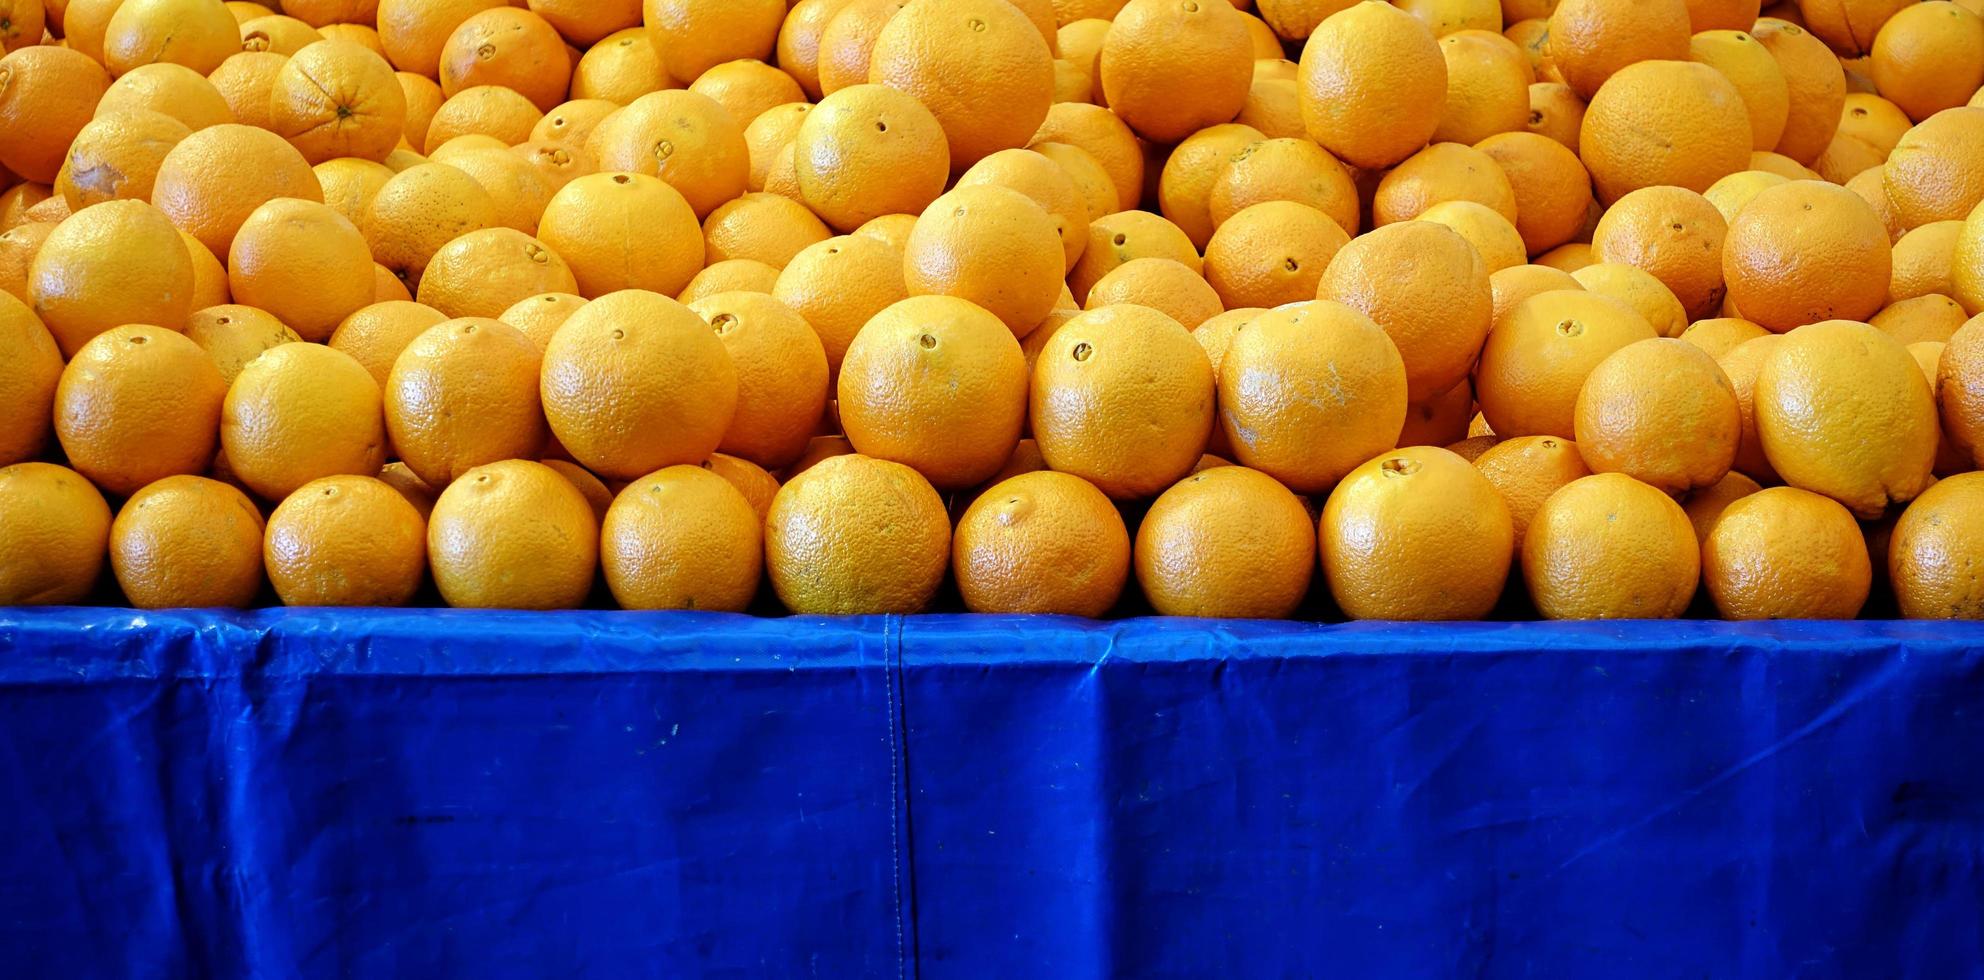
[1,609,1980,978]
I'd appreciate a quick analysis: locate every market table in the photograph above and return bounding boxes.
[2,608,1981,978]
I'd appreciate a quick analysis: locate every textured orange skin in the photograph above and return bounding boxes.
[1715,333,1785,484]
[1574,338,1741,494]
[866,0,1051,167]
[1690,30,1791,151]
[1068,208,1198,303]
[1889,472,1984,617]
[0,292,61,465]
[427,459,598,610]
[1154,123,1262,251]
[183,304,298,385]
[588,90,745,219]
[495,291,586,349]
[1205,201,1349,310]
[1869,3,1984,123]
[1683,469,1764,544]
[1476,288,1656,439]
[378,0,508,78]
[1889,107,1984,234]
[1217,300,1406,492]
[1433,29,1531,147]
[954,469,1128,617]
[1476,435,1594,551]
[702,192,830,269]
[1892,221,1963,301]
[1525,82,1586,154]
[329,300,449,386]
[1799,0,1912,58]
[110,474,266,609]
[265,475,426,607]
[1084,257,1221,331]
[1572,262,1688,338]
[815,0,907,96]
[778,0,854,100]
[688,60,803,128]
[1098,0,1250,145]
[1580,60,1752,204]
[902,185,1064,337]
[540,289,737,480]
[1704,486,1872,619]
[1755,319,1937,517]
[1446,433,1501,462]
[1030,102,1143,213]
[1475,131,1588,256]
[1298,1,1446,170]
[426,85,542,151]
[603,464,762,612]
[1136,465,1315,619]
[153,123,323,259]
[239,15,325,57]
[222,342,386,501]
[643,0,783,85]
[1937,315,1984,465]
[1321,445,1515,620]
[1686,0,1761,31]
[55,110,188,211]
[29,200,194,357]
[1032,304,1214,500]
[51,326,220,497]
[1547,0,1690,99]
[0,0,45,52]
[1257,0,1358,41]
[538,171,702,299]
[1724,181,1892,333]
[1592,186,1730,321]
[1209,136,1360,238]
[774,233,906,375]
[743,102,809,193]
[0,47,110,184]
[1374,141,1516,227]
[1523,471,1699,619]
[569,28,670,105]
[1873,295,1968,346]
[839,294,1025,489]
[385,318,547,487]
[765,452,951,614]
[1488,264,1580,328]
[102,0,240,78]
[794,84,948,232]
[0,462,110,604]
[1398,376,1475,448]
[313,157,395,232]
[227,198,373,342]
[1680,317,1770,360]
[1837,92,1911,155]
[203,53,286,131]
[690,291,829,471]
[280,0,379,29]
[440,8,571,112]
[528,0,641,47]
[269,40,407,165]
[959,148,1091,273]
[416,227,578,320]
[1753,19,1846,165]
[700,452,780,525]
[1419,200,1526,271]
[1319,220,1493,401]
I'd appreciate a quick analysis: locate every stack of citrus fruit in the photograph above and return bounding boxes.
[4,0,1984,621]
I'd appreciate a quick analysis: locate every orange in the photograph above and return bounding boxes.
[264,475,425,607]
[1206,135,1361,237]
[225,198,372,342]
[765,452,951,614]
[1068,208,1200,302]
[0,47,112,185]
[643,0,783,86]
[238,15,325,56]
[54,109,188,211]
[360,163,497,285]
[1474,434,1593,550]
[0,292,61,465]
[1703,168,1789,224]
[1398,376,1475,447]
[28,200,193,357]
[0,0,42,52]
[1164,124,1281,245]
[267,40,406,165]
[680,259,777,304]
[178,229,231,311]
[1869,3,1984,123]
[1571,262,1688,338]
[1759,320,1936,517]
[569,28,671,105]
[1216,300,1407,492]
[1883,108,1984,230]
[743,101,809,192]
[1752,18,1846,165]
[781,434,854,480]
[1055,19,1109,104]
[1372,141,1516,226]
[536,171,702,299]
[1097,0,1250,145]
[838,294,1026,489]
[601,464,762,611]
[222,343,385,501]
[1812,132,1884,185]
[318,24,388,60]
[792,85,947,233]
[0,462,110,604]
[689,291,830,471]
[1690,30,1790,151]
[1580,60,1752,204]
[1395,0,1501,35]
[328,300,448,386]
[546,446,619,520]
[1724,181,1891,333]
[53,325,223,497]
[1748,150,1817,180]
[773,233,907,374]
[377,0,508,78]
[539,289,736,479]
[1447,433,1501,460]
[99,62,235,132]
[1476,288,1657,438]
[778,0,853,101]
[533,99,623,153]
[109,474,265,608]
[1889,472,1984,617]
[1873,294,1968,345]
[1591,186,1730,320]
[588,90,746,219]
[313,157,395,231]
[1416,200,1526,271]
[866,0,1053,170]
[1573,337,1740,493]
[1906,338,1974,476]
[383,317,546,486]
[952,469,1128,617]
[1523,471,1699,618]
[1837,92,1913,155]
[1891,220,1963,301]
[855,214,919,252]
[439,145,554,232]
[960,146,1092,272]
[62,0,126,62]
[1238,72,1304,140]
[1683,468,1764,542]
[415,227,577,320]
[495,291,585,350]
[1204,200,1349,309]
[1681,316,1770,359]
[1030,304,1214,499]
[701,192,830,269]
[902,185,1064,337]
[1714,332,1785,483]
[424,85,543,151]
[20,194,68,224]
[1296,1,1447,170]
[1488,263,1580,327]
[102,0,239,77]
[371,262,410,302]
[1941,316,1984,465]
[1083,257,1222,331]
[1475,130,1590,256]
[1546,0,1690,99]
[1319,220,1493,400]
[386,73,443,150]
[438,8,569,113]
[1135,464,1316,619]
[426,458,597,609]
[1432,29,1530,146]
[1799,0,1915,59]
[1029,101,1145,211]
[1256,0,1358,41]
[1703,485,1872,619]
[815,0,908,96]
[688,59,802,129]
[151,123,321,259]
[1320,445,1515,620]
[701,451,779,523]
[529,0,641,47]
[184,305,298,382]
[1526,81,1587,153]
[1687,0,1761,31]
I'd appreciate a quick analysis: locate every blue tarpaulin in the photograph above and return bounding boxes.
[2,608,1982,978]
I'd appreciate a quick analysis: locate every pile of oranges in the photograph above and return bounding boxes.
[4,0,1984,622]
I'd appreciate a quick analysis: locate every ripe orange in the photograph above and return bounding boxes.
[1204,200,1349,310]
[1574,338,1741,493]
[1526,82,1587,153]
[687,60,803,128]
[742,101,810,192]
[528,0,641,47]
[535,171,702,299]
[152,123,322,258]
[1476,288,1657,438]
[183,304,299,383]
[109,474,265,608]
[27,200,194,356]
[1703,168,1790,224]
[1873,295,1968,346]
[1580,60,1752,204]
[99,62,235,132]
[951,470,1128,617]
[643,0,784,86]
[794,84,950,233]
[1837,92,1913,156]
[222,342,385,501]
[268,40,407,164]
[1523,471,1700,618]
[1690,30,1790,151]
[439,8,570,112]
[1217,300,1407,492]
[102,0,239,77]
[413,227,575,320]
[427,458,598,609]
[777,0,850,100]
[1029,101,1145,212]
[1681,316,1771,360]
[701,452,780,523]
[53,325,224,497]
[1432,29,1531,146]
[1889,472,1984,617]
[494,291,585,349]
[903,185,1063,337]
[439,145,556,233]
[868,0,1053,168]
[0,462,111,605]
[1884,107,1984,229]
[377,0,506,77]
[601,464,763,611]
[539,289,737,479]
[54,109,188,211]
[181,231,231,310]
[1760,320,1938,520]
[1031,304,1214,499]
[1321,445,1515,620]
[240,17,325,57]
[383,318,546,486]
[313,157,396,232]
[772,233,907,376]
[1417,200,1527,271]
[1591,186,1730,320]
[424,85,543,151]
[1687,0,1762,32]
[328,300,449,386]
[1799,0,1916,59]
[1684,469,1764,543]
[957,148,1092,274]
[1083,257,1221,330]
[0,47,111,185]
[1319,219,1493,401]
[264,475,427,607]
[1296,1,1447,170]
[1136,464,1316,619]
[1398,376,1475,447]
[1711,332,1784,484]
[1475,130,1591,256]
[226,198,372,342]
[1752,19,1846,165]
[1373,141,1516,226]
[702,192,830,269]
[680,260,778,304]
[1813,132,1884,185]
[689,291,829,471]
[1207,136,1360,238]
[1153,123,1263,251]
[1546,0,1690,99]
[1098,0,1250,145]
[1474,434,1594,551]
[1869,2,1984,123]
[1571,262,1688,338]
[1068,208,1199,302]
[0,293,61,465]
[1488,263,1581,328]
[1723,180,1892,333]
[569,28,671,105]
[587,89,746,219]
[1892,220,1963,301]
[765,452,950,613]
[1703,485,1873,619]
[815,0,908,96]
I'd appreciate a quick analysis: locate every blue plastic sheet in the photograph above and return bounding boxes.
[2,609,1982,978]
